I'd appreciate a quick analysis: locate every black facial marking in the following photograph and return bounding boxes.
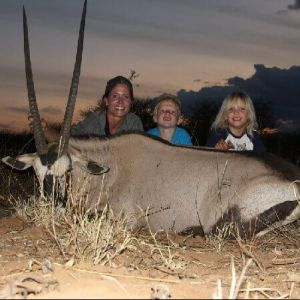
[6,157,27,170]
[39,145,60,167]
[179,226,205,237]
[43,173,69,206]
[43,174,54,198]
[210,201,299,239]
[180,201,299,239]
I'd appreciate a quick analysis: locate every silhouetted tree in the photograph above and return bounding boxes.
[132,98,154,131]
[253,99,276,130]
[187,100,219,146]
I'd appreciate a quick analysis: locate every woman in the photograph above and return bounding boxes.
[38,75,143,141]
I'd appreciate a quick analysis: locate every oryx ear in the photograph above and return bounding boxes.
[73,157,110,175]
[86,160,110,175]
[1,154,36,170]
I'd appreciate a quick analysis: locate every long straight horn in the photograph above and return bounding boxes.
[23,6,47,155]
[59,0,87,156]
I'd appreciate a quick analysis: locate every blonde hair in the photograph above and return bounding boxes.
[211,91,258,137]
[153,93,181,116]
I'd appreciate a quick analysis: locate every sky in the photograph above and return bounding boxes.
[0,0,300,132]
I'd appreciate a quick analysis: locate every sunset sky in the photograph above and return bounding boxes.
[0,0,300,132]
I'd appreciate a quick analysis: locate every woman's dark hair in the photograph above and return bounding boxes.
[102,75,134,100]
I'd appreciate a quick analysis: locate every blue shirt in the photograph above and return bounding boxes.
[147,127,192,146]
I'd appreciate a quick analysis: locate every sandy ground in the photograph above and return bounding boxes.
[1,210,300,299]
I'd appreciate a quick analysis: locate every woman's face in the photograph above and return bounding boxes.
[105,83,132,118]
[226,99,249,131]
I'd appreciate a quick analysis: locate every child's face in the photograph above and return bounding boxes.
[226,99,249,131]
[154,100,180,129]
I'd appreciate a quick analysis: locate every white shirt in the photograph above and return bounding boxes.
[225,132,254,151]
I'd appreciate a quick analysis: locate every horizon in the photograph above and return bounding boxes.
[0,0,300,132]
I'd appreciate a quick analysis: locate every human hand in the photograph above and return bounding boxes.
[215,139,234,150]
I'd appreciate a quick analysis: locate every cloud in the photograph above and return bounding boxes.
[227,64,300,115]
[178,64,300,130]
[276,118,300,133]
[40,106,63,115]
[288,0,300,10]
[6,106,28,114]
[0,123,10,131]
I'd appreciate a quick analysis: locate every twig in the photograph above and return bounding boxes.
[54,263,181,284]
[232,258,252,299]
[272,256,300,265]
[229,256,236,299]
[289,282,295,299]
[236,238,265,272]
[0,276,58,299]
[243,281,250,299]
[239,287,288,299]
[284,272,300,282]
[101,274,129,296]
[213,279,222,299]
[154,266,182,277]
[0,271,28,280]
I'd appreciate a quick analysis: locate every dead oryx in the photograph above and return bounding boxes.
[2,0,300,238]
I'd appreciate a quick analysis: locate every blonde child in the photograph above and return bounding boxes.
[206,91,265,153]
[147,94,192,145]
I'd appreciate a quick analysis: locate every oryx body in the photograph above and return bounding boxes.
[2,0,300,238]
[3,132,300,237]
[69,133,300,237]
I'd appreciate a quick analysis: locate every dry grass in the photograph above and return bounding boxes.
[12,181,188,273]
[212,256,293,299]
[141,224,188,272]
[6,193,300,298]
[13,191,136,266]
[2,164,300,298]
[205,222,233,252]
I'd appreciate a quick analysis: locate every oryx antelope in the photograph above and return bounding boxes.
[2,1,300,238]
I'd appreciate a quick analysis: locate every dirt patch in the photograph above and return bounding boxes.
[0,214,300,299]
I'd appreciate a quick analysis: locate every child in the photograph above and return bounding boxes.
[206,91,265,153]
[147,93,192,145]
